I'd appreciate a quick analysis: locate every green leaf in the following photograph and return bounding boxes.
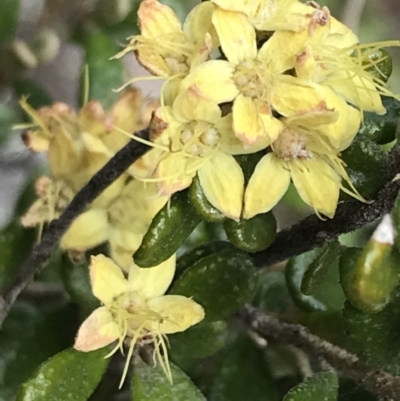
[301,241,341,295]
[132,358,206,401]
[361,97,400,145]
[285,248,345,312]
[0,103,18,145]
[340,135,388,199]
[209,334,279,401]
[338,379,377,401]
[82,31,124,108]
[14,80,53,109]
[343,291,400,375]
[0,301,77,401]
[283,372,338,401]
[170,249,258,321]
[0,0,20,41]
[16,347,110,401]
[169,320,228,365]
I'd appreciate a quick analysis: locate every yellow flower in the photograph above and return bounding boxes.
[179,9,331,146]
[140,88,268,221]
[114,0,217,104]
[210,0,312,32]
[293,3,399,114]
[107,180,168,271]
[244,89,363,219]
[74,254,204,386]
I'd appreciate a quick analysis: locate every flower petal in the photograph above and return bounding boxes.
[74,307,119,352]
[198,151,244,221]
[212,7,257,65]
[129,254,176,299]
[211,0,247,13]
[138,0,182,39]
[147,295,204,334]
[60,209,109,251]
[90,255,127,305]
[179,60,239,104]
[244,153,291,219]
[290,156,340,219]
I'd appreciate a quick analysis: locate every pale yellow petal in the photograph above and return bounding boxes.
[211,0,247,13]
[290,156,340,219]
[173,88,221,123]
[90,254,127,305]
[138,0,182,39]
[244,153,290,219]
[179,60,239,104]
[198,151,244,221]
[74,307,119,352]
[212,8,256,65]
[128,254,176,299]
[60,209,109,251]
[271,76,328,117]
[21,130,50,152]
[147,295,204,334]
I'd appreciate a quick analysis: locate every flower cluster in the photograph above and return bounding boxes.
[19,91,205,384]
[117,0,399,220]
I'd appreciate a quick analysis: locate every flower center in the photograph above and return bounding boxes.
[233,60,265,99]
[273,128,312,161]
[179,121,220,157]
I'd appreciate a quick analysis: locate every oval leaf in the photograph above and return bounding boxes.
[16,347,110,401]
[132,358,206,401]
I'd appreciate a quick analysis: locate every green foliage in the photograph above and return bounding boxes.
[224,211,276,253]
[132,358,206,401]
[171,249,258,321]
[16,347,111,401]
[134,190,202,267]
[0,0,20,42]
[283,372,338,401]
[209,334,279,401]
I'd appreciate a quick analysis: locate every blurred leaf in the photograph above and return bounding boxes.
[343,291,400,375]
[0,103,18,145]
[16,347,110,401]
[0,0,20,42]
[338,379,377,401]
[35,247,64,283]
[0,301,78,400]
[82,31,124,108]
[285,248,345,312]
[283,372,338,401]
[209,334,279,401]
[170,250,258,321]
[61,252,100,318]
[361,97,400,145]
[132,358,206,401]
[340,135,388,200]
[169,320,228,365]
[14,80,53,109]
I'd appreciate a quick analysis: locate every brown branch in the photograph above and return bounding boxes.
[253,146,400,268]
[239,304,400,401]
[0,129,151,327]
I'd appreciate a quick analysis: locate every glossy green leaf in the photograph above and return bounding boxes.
[16,347,110,401]
[340,135,388,199]
[361,97,400,145]
[169,320,228,364]
[224,212,276,253]
[82,31,124,108]
[301,241,341,295]
[283,372,338,401]
[0,301,77,401]
[132,358,206,401]
[363,48,393,83]
[0,0,20,41]
[343,291,400,375]
[170,250,258,321]
[285,248,345,312]
[209,334,279,401]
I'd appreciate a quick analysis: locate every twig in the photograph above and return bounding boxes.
[239,304,400,401]
[253,146,400,268]
[0,129,151,327]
